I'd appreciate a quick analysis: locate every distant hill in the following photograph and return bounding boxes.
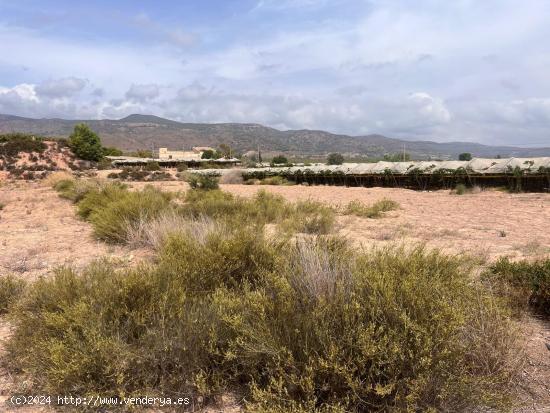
[1,113,549,159]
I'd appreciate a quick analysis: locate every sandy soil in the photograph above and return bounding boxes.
[129,181,550,262]
[0,180,548,411]
[0,181,131,280]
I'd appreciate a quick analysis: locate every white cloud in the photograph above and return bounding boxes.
[35,77,87,98]
[125,84,160,103]
[0,1,550,146]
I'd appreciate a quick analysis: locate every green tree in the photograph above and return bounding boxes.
[271,155,288,165]
[327,153,344,165]
[458,152,472,161]
[201,149,216,159]
[68,124,103,161]
[384,153,411,162]
[218,143,232,158]
[102,147,123,156]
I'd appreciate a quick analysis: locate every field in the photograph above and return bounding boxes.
[0,178,549,412]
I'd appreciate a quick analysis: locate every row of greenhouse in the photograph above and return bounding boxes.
[194,157,550,191]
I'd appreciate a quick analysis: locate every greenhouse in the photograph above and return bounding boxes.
[197,157,550,191]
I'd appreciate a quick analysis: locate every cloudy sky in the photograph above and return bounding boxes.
[1,0,550,145]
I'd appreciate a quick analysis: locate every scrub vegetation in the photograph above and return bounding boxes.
[2,177,527,412]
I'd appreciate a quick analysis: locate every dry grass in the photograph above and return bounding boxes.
[42,171,74,187]
[343,198,399,218]
[125,211,220,250]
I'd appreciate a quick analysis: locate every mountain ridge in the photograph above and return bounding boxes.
[1,113,549,159]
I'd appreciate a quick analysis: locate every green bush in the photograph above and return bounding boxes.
[344,198,399,218]
[53,179,101,203]
[259,176,293,185]
[96,158,113,170]
[327,152,344,165]
[68,124,104,162]
[186,174,219,190]
[281,200,335,234]
[101,146,123,156]
[7,241,520,411]
[0,275,26,314]
[0,133,47,156]
[87,186,173,242]
[455,184,468,195]
[144,161,161,171]
[75,181,128,218]
[271,155,288,165]
[483,257,550,315]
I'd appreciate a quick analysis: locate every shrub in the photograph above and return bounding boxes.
[344,198,399,218]
[0,275,26,314]
[327,152,344,165]
[86,186,173,242]
[54,179,102,203]
[176,163,188,172]
[459,152,473,161]
[96,158,113,170]
[455,184,468,195]
[483,257,550,315]
[259,176,293,186]
[281,200,335,234]
[74,181,128,218]
[148,171,173,181]
[101,146,123,156]
[144,161,161,171]
[7,243,520,411]
[218,169,244,184]
[186,174,219,190]
[68,124,103,161]
[201,149,218,159]
[271,155,288,165]
[0,133,47,156]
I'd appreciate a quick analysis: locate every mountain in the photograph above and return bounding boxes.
[1,113,549,159]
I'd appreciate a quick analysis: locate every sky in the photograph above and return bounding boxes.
[1,0,550,146]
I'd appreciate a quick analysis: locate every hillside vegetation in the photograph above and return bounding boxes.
[2,113,550,158]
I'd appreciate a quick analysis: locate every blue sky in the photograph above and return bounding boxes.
[1,0,550,145]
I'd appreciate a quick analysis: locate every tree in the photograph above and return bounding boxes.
[384,153,410,162]
[327,153,344,165]
[271,155,288,165]
[218,143,232,158]
[68,124,103,161]
[458,152,472,161]
[201,149,218,159]
[102,146,123,156]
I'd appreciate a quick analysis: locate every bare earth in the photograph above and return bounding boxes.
[0,180,549,411]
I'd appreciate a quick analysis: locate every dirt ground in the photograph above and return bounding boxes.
[129,181,550,262]
[0,180,549,411]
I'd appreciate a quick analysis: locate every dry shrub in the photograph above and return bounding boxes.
[87,186,173,243]
[125,211,219,250]
[6,227,521,412]
[344,198,399,218]
[259,176,293,185]
[42,171,73,187]
[219,169,244,184]
[0,275,26,314]
[483,257,550,315]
